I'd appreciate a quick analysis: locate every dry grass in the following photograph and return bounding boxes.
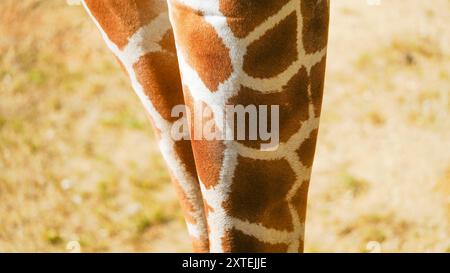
[0,0,449,252]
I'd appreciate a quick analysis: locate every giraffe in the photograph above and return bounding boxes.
[82,0,210,252]
[82,0,329,253]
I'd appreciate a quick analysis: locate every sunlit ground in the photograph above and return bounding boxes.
[0,0,449,252]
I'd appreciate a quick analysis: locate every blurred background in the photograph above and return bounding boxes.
[0,0,449,252]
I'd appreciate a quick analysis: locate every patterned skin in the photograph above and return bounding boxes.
[82,0,209,252]
[83,0,329,253]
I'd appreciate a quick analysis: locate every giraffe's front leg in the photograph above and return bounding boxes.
[168,0,329,252]
[82,0,209,252]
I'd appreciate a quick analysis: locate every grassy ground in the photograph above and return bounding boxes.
[0,0,449,252]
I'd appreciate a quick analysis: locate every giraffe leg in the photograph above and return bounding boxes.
[167,0,329,252]
[82,0,209,252]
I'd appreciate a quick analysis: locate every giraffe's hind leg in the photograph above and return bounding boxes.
[167,0,329,252]
[82,0,209,252]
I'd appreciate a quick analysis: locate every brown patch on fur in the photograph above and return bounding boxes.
[170,2,232,92]
[298,240,305,253]
[291,179,309,253]
[310,56,327,117]
[133,52,183,122]
[172,176,210,253]
[219,0,290,38]
[159,30,177,54]
[301,0,330,54]
[84,0,166,49]
[225,156,295,230]
[190,137,225,189]
[171,180,197,224]
[222,229,288,252]
[291,180,310,225]
[174,139,198,180]
[191,237,210,253]
[183,87,225,189]
[243,12,298,78]
[227,67,309,148]
[296,129,319,168]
